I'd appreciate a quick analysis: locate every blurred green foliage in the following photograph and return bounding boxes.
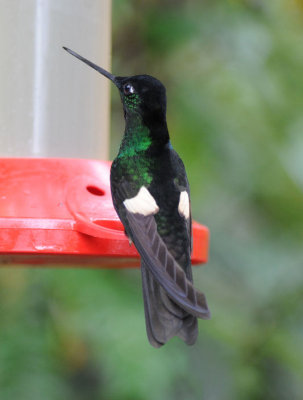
[1,1,303,399]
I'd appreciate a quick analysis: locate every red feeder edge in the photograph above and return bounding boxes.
[0,158,209,268]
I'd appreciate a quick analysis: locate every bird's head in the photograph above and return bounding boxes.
[63,48,167,126]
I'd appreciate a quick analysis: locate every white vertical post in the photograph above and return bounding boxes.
[0,0,111,159]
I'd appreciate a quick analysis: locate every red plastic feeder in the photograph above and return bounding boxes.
[0,158,209,267]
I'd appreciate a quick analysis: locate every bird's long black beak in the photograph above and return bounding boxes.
[63,47,117,85]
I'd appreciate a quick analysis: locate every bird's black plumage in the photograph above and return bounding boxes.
[63,47,210,347]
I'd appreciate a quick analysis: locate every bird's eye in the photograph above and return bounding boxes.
[123,83,135,95]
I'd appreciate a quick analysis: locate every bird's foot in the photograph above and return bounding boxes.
[124,229,133,246]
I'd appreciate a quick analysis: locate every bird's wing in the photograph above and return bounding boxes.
[125,210,210,319]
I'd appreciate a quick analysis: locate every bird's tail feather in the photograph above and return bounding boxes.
[141,262,198,347]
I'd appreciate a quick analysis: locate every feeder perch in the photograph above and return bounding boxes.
[0,158,209,267]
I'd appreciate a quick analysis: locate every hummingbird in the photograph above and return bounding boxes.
[63,47,210,347]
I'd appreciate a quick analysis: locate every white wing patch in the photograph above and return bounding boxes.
[124,186,159,216]
[178,191,190,219]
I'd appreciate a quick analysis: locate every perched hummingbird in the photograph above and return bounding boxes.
[63,47,210,347]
